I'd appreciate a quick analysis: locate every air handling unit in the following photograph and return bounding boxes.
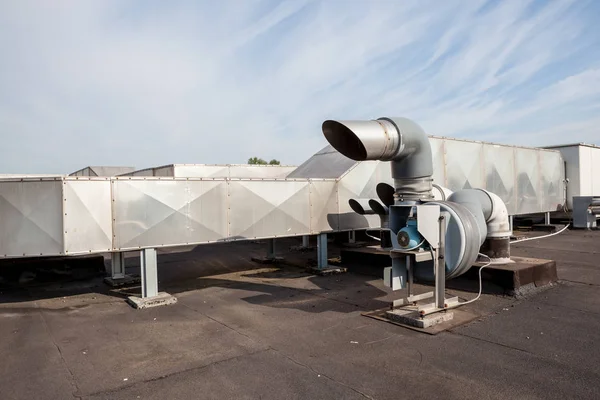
[322,117,512,325]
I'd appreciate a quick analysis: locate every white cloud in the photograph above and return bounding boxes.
[0,0,598,173]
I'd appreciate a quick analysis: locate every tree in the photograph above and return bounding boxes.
[248,157,268,165]
[248,157,280,165]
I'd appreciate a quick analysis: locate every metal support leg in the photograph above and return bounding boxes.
[267,239,275,260]
[111,252,125,279]
[348,230,356,244]
[434,216,446,310]
[509,215,513,232]
[302,235,310,248]
[544,212,551,225]
[140,248,158,299]
[317,233,328,269]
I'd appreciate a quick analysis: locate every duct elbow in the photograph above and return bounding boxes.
[321,117,433,180]
[481,190,512,238]
[447,189,512,239]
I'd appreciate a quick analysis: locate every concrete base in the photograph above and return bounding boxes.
[251,256,285,264]
[103,275,140,288]
[289,245,316,252]
[308,266,347,276]
[126,292,177,309]
[385,308,454,329]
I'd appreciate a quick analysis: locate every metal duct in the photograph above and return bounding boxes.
[415,201,484,280]
[447,189,511,238]
[376,183,395,207]
[348,199,376,215]
[368,199,388,216]
[322,117,434,201]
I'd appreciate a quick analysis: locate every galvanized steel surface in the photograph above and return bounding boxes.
[122,164,297,179]
[292,137,565,215]
[0,136,566,258]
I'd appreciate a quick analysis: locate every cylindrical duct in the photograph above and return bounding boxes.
[414,201,484,281]
[348,199,376,215]
[322,117,434,201]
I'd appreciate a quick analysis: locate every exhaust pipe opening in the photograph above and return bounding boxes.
[322,120,369,161]
[348,199,375,215]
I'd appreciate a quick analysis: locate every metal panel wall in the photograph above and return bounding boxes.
[63,180,113,254]
[112,179,228,250]
[228,180,310,239]
[309,180,339,232]
[0,179,64,257]
[483,144,516,212]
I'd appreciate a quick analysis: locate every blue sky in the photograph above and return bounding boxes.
[1,0,599,173]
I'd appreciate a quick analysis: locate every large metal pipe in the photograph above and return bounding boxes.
[322,117,434,201]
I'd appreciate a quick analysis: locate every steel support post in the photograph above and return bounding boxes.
[509,215,513,232]
[267,239,275,260]
[544,212,551,225]
[348,230,356,244]
[302,235,310,248]
[111,252,125,280]
[434,216,446,309]
[317,233,328,269]
[140,248,158,298]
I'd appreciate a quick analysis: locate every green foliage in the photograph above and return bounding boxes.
[248,157,281,165]
[247,157,267,165]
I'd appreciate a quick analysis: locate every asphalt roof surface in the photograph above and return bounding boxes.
[1,230,599,400]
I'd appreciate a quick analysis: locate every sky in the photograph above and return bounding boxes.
[0,0,599,173]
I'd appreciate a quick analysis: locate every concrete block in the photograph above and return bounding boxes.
[386,308,454,329]
[127,292,177,309]
[251,256,285,264]
[103,275,141,288]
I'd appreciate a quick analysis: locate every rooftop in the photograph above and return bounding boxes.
[0,229,599,399]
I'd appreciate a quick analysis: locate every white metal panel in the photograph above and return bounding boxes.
[0,180,63,257]
[444,140,485,190]
[515,148,542,214]
[174,165,230,178]
[483,144,516,213]
[539,150,565,212]
[577,145,600,196]
[228,180,310,239]
[228,165,296,179]
[429,138,447,187]
[592,147,600,194]
[309,180,339,232]
[112,179,228,250]
[63,180,113,254]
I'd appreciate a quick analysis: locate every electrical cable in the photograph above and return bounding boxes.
[364,230,382,242]
[401,238,426,252]
[510,224,570,244]
[453,253,492,306]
